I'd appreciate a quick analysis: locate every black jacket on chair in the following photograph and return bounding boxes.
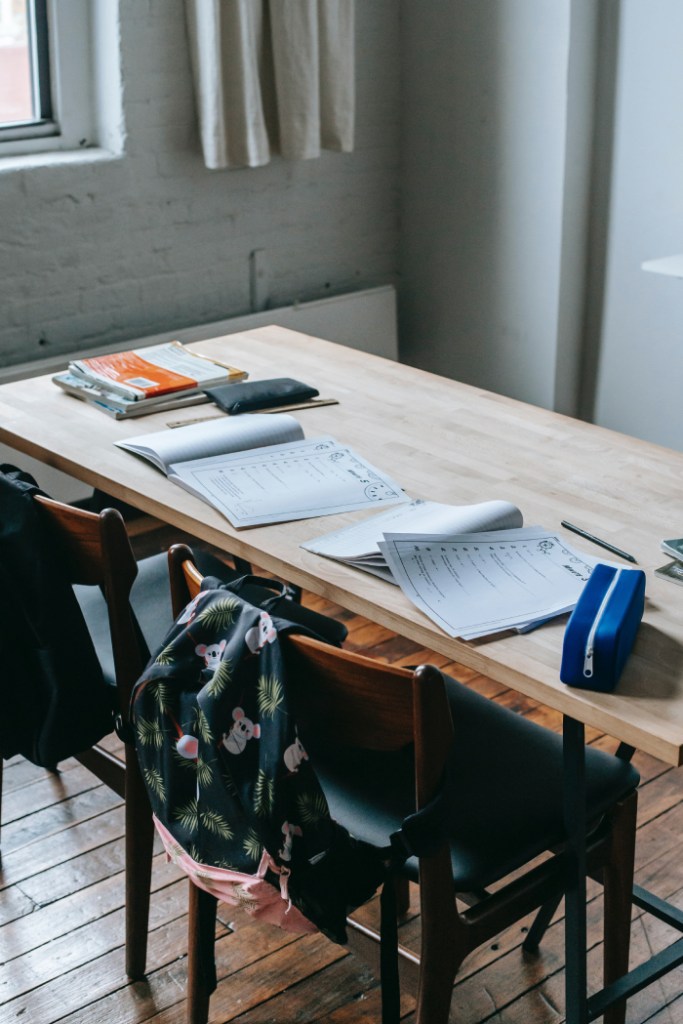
[0,466,115,766]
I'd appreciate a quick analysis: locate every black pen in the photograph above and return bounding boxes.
[560,521,638,564]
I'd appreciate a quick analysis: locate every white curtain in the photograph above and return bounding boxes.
[185,0,355,170]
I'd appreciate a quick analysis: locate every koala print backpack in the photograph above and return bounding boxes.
[131,574,385,949]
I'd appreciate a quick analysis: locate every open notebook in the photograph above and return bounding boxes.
[115,414,406,528]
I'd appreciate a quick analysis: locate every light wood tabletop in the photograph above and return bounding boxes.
[2,325,683,765]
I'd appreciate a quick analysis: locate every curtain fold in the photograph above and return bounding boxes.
[185,0,355,170]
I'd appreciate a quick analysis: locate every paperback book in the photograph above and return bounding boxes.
[52,371,212,419]
[53,341,247,416]
[655,537,683,587]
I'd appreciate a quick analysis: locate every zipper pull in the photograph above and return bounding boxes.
[582,568,622,679]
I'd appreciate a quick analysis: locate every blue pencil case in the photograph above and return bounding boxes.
[560,563,646,693]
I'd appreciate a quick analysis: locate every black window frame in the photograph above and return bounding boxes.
[29,0,53,124]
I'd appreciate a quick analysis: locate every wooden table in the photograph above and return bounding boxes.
[2,325,683,1020]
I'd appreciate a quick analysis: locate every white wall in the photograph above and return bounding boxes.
[588,0,683,450]
[0,0,400,369]
[398,0,575,410]
[397,0,683,454]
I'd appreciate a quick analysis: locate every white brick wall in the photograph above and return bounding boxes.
[0,0,400,370]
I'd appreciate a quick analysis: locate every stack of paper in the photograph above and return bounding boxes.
[301,499,523,583]
[379,527,601,639]
[302,502,605,638]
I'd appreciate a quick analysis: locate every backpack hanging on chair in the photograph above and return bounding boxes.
[131,574,386,944]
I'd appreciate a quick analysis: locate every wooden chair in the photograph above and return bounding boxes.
[0,496,234,980]
[168,544,639,1024]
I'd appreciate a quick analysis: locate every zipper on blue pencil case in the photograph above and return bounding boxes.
[560,563,646,693]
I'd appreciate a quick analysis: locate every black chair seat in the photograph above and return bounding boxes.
[309,674,639,892]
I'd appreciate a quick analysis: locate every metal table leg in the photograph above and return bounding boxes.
[563,714,589,1024]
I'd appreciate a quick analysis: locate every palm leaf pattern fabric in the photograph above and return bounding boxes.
[131,577,383,944]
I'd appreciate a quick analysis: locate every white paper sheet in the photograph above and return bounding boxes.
[379,527,602,639]
[169,436,406,527]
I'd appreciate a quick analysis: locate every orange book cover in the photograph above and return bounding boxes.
[71,342,245,400]
[80,350,196,398]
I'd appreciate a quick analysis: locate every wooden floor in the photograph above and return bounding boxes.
[2,536,683,1023]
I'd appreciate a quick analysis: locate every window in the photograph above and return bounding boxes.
[0,0,52,137]
[0,0,97,157]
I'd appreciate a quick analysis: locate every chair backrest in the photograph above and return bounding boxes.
[167,542,454,808]
[34,494,147,717]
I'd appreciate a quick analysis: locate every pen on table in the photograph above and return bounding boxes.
[560,521,638,564]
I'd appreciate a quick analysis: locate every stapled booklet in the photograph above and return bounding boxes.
[116,414,406,528]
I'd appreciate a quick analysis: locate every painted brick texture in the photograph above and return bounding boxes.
[0,0,399,369]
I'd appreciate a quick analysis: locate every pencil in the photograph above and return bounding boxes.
[560,521,638,564]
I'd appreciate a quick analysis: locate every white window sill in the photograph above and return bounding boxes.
[0,145,123,175]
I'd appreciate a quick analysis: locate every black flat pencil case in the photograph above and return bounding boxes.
[205,378,319,415]
[560,563,645,693]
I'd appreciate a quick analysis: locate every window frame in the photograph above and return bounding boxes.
[0,0,95,156]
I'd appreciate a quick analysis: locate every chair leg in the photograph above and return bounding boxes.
[187,881,218,1024]
[395,875,411,917]
[523,893,563,952]
[602,791,638,1024]
[124,752,155,980]
[414,853,460,1024]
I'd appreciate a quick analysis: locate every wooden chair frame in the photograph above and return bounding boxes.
[0,495,156,979]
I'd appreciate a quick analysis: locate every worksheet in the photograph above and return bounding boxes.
[379,527,601,639]
[169,436,406,527]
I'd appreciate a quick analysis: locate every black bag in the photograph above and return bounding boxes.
[0,466,115,765]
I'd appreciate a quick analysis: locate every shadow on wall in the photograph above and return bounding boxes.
[398,2,503,387]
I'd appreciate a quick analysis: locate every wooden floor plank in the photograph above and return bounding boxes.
[0,783,122,855]
[1,762,108,827]
[0,804,127,889]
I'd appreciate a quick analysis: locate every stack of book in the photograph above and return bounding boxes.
[655,538,683,588]
[52,341,248,419]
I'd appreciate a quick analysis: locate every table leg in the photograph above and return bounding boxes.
[564,714,589,1024]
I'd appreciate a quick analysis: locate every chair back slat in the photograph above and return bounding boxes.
[286,634,415,751]
[35,495,138,589]
[34,495,107,584]
[35,494,145,710]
